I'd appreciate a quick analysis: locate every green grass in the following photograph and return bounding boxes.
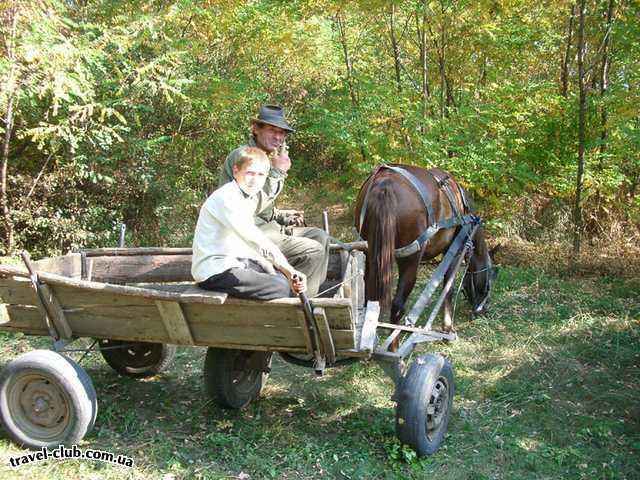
[0,266,638,479]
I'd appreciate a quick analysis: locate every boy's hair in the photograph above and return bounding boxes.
[233,146,269,170]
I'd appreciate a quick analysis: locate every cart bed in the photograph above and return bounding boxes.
[0,249,367,355]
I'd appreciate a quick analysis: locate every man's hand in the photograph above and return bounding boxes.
[290,271,307,294]
[273,263,307,294]
[291,210,305,227]
[270,143,291,173]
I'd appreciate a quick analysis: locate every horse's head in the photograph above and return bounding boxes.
[463,228,498,316]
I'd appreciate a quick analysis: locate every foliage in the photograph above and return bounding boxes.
[0,0,638,255]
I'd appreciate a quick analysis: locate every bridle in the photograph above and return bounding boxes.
[465,248,495,313]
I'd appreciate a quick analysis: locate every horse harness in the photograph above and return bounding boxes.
[357,164,479,259]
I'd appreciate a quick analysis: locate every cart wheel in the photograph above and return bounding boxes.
[99,339,176,378]
[0,350,97,449]
[395,354,454,456]
[203,348,271,409]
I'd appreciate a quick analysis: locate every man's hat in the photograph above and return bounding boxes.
[252,104,294,133]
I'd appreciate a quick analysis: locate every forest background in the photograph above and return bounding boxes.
[1,0,639,262]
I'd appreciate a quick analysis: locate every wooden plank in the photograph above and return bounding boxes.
[349,251,365,331]
[155,301,194,345]
[0,302,356,350]
[377,322,446,335]
[52,285,159,308]
[341,255,352,298]
[314,307,335,364]
[297,312,314,354]
[0,305,49,337]
[39,283,72,339]
[178,285,227,304]
[330,329,355,350]
[0,275,39,305]
[323,304,353,330]
[223,296,352,308]
[359,301,379,353]
[183,303,307,328]
[191,323,307,348]
[64,305,169,341]
[89,254,193,284]
[0,305,48,335]
[49,284,227,310]
[0,266,226,306]
[0,265,356,309]
[32,254,82,278]
[82,247,193,257]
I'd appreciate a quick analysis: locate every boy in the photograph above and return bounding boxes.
[192,147,306,299]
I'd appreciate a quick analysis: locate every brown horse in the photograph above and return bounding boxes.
[354,164,496,333]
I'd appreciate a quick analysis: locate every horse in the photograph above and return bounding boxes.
[354,164,496,334]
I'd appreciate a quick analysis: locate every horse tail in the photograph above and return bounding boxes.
[365,179,397,310]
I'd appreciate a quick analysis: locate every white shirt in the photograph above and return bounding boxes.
[191,180,291,283]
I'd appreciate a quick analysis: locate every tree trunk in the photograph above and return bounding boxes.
[561,5,575,97]
[572,0,587,260]
[593,0,616,227]
[438,5,446,121]
[335,13,367,162]
[388,5,414,151]
[416,1,430,126]
[599,0,615,158]
[1,1,19,255]
[389,4,402,93]
[335,14,358,109]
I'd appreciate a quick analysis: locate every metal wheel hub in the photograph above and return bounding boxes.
[426,377,449,436]
[12,374,70,437]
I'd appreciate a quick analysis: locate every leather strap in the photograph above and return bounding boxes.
[382,165,436,222]
[395,214,478,258]
[357,164,474,259]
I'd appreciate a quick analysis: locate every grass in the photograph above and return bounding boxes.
[0,264,639,479]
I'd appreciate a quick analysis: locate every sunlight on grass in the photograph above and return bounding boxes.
[0,265,638,479]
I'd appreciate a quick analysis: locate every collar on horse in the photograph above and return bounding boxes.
[358,164,479,258]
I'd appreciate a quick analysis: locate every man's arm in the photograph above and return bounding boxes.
[256,166,287,223]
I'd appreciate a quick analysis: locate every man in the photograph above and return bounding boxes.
[193,146,306,300]
[219,105,329,296]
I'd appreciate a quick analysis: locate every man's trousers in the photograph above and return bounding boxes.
[261,222,330,297]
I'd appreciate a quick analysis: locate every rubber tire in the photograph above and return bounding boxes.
[99,339,176,378]
[203,348,271,409]
[0,350,97,449]
[395,354,455,457]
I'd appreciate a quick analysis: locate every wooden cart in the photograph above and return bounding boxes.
[0,244,462,456]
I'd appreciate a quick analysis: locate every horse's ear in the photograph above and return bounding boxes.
[489,243,502,260]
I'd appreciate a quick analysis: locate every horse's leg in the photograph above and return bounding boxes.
[391,254,421,324]
[389,253,421,351]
